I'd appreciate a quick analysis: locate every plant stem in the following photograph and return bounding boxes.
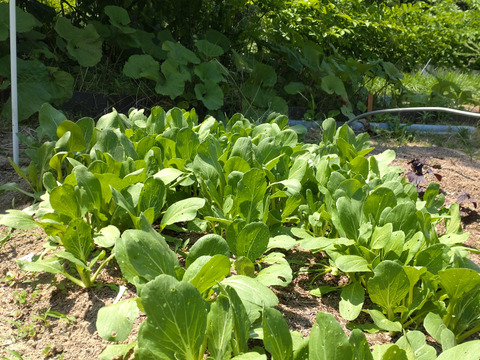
[457,322,480,343]
[91,253,116,284]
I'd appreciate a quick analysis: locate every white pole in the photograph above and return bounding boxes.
[9,0,19,165]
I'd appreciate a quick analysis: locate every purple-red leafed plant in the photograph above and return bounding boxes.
[457,191,477,209]
[406,158,442,187]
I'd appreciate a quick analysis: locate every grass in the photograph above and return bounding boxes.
[403,67,480,104]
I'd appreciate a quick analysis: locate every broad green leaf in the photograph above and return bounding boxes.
[62,219,94,263]
[231,353,267,360]
[115,229,178,285]
[111,186,137,216]
[436,341,480,360]
[339,282,365,321]
[396,331,436,360]
[123,54,159,81]
[349,329,374,360]
[146,106,166,134]
[207,296,233,360]
[176,127,200,160]
[335,255,371,273]
[263,307,293,360]
[368,309,403,332]
[183,255,231,295]
[231,137,255,167]
[162,40,200,65]
[2,61,52,121]
[156,59,190,98]
[288,158,308,182]
[195,39,224,57]
[138,275,207,360]
[336,197,362,241]
[221,275,278,323]
[98,342,136,360]
[17,256,65,276]
[228,221,270,262]
[0,4,40,40]
[224,156,251,176]
[160,197,205,228]
[349,156,369,179]
[97,298,139,342]
[50,187,80,220]
[309,312,353,360]
[372,344,407,360]
[153,168,183,185]
[55,17,102,67]
[415,244,450,274]
[219,285,251,354]
[275,129,297,148]
[138,177,166,220]
[445,202,462,234]
[321,75,347,96]
[267,235,296,251]
[186,234,230,268]
[257,261,293,287]
[38,103,67,141]
[367,261,409,317]
[284,82,306,95]
[0,210,38,230]
[438,268,480,302]
[364,187,397,224]
[74,165,102,211]
[104,5,131,27]
[93,225,120,248]
[194,61,225,83]
[370,223,393,250]
[381,202,418,239]
[234,257,255,277]
[57,120,87,152]
[423,312,454,345]
[310,286,339,297]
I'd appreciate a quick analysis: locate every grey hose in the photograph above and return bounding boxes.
[346,107,480,126]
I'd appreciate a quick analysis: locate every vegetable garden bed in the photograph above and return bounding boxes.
[0,106,480,360]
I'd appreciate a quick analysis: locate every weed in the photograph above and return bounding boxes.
[0,349,29,360]
[33,308,76,326]
[12,290,39,306]
[0,228,12,249]
[6,319,37,339]
[1,271,17,286]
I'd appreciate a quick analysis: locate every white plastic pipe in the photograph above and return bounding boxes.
[9,0,19,165]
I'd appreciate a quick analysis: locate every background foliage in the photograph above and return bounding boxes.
[0,0,479,122]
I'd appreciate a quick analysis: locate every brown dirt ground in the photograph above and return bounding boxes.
[1,130,480,359]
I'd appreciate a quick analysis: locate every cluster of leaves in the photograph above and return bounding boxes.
[2,0,479,123]
[263,0,480,70]
[1,105,480,359]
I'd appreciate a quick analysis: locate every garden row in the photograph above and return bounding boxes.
[1,105,480,359]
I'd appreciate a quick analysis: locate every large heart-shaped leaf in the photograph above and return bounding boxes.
[55,17,102,67]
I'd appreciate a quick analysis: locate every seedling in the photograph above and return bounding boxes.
[33,308,76,327]
[406,158,442,189]
[457,191,477,208]
[6,319,37,339]
[12,290,39,306]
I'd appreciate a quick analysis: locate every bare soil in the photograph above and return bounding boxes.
[1,131,480,359]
